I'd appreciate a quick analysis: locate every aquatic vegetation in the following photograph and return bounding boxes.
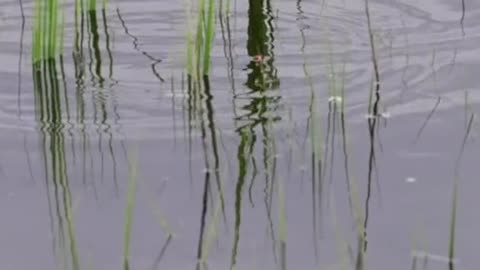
[4,0,477,269]
[33,0,64,63]
[32,0,111,62]
[185,0,216,79]
[32,55,81,270]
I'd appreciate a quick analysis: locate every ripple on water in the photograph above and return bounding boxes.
[0,0,478,139]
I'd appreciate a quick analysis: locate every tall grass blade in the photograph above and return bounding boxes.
[33,0,64,63]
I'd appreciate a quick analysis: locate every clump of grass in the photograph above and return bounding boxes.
[34,0,111,64]
[185,0,216,79]
[33,0,65,63]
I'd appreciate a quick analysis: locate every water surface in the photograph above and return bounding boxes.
[1,0,479,269]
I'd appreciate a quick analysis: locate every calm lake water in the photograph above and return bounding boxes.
[1,0,479,269]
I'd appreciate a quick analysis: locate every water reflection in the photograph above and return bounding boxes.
[357,0,383,268]
[73,4,122,192]
[10,0,478,269]
[296,0,323,260]
[116,8,165,83]
[194,75,226,270]
[245,0,279,92]
[230,0,280,268]
[33,58,81,270]
[31,5,126,269]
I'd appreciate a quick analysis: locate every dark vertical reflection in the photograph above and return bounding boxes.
[245,0,279,92]
[73,2,93,189]
[87,8,108,188]
[33,58,80,270]
[230,0,280,267]
[151,234,173,270]
[196,145,210,270]
[73,4,121,191]
[297,0,321,260]
[86,7,109,191]
[219,4,238,119]
[460,0,465,35]
[101,8,114,82]
[230,128,255,269]
[116,8,165,82]
[413,97,441,144]
[340,101,354,215]
[448,114,474,270]
[203,75,226,220]
[356,81,382,270]
[194,75,226,270]
[186,74,196,188]
[101,6,122,193]
[356,0,381,268]
[87,9,104,85]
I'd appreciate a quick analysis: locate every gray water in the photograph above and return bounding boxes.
[1,0,479,269]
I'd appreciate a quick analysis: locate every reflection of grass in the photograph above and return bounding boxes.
[197,193,223,270]
[73,0,122,192]
[319,8,368,269]
[229,0,281,267]
[183,4,227,266]
[33,57,80,270]
[230,128,254,269]
[123,152,139,270]
[278,174,287,270]
[298,4,322,259]
[449,114,474,267]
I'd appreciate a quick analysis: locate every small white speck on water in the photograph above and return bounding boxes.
[405,177,416,183]
[411,250,459,264]
[365,112,391,119]
[165,92,189,98]
[381,112,391,118]
[328,96,343,104]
